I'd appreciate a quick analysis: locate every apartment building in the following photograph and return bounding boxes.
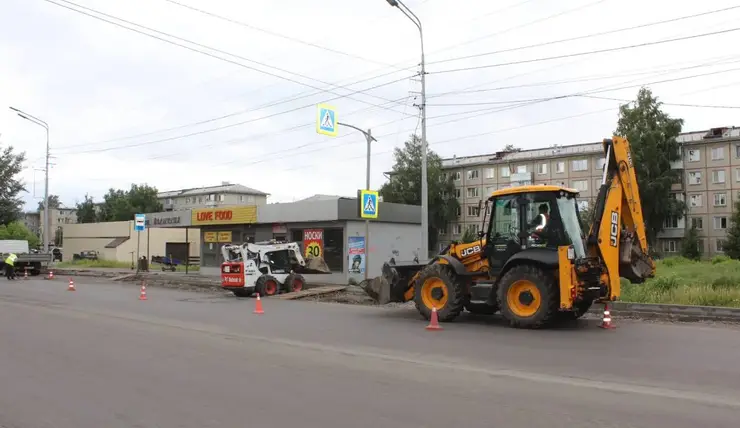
[437,126,740,258]
[438,142,606,248]
[157,182,269,211]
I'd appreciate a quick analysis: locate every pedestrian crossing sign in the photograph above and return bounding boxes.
[316,103,338,137]
[360,190,379,219]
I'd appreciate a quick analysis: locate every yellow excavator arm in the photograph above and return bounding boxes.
[587,136,656,301]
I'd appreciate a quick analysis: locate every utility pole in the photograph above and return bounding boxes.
[385,0,428,258]
[338,122,377,281]
[10,107,50,253]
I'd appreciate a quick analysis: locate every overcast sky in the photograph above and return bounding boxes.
[2,0,740,211]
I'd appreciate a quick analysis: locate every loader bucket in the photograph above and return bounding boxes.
[361,260,425,304]
[297,256,332,274]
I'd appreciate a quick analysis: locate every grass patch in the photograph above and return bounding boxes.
[621,256,740,307]
[57,259,199,272]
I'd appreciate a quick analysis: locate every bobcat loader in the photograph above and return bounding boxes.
[220,240,331,297]
[362,136,655,328]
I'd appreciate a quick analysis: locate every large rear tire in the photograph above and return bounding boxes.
[497,264,559,329]
[414,264,465,322]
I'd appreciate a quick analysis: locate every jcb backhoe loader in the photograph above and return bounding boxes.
[362,136,655,328]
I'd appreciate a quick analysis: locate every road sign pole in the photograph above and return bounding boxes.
[134,214,146,274]
[136,230,141,274]
[364,129,372,282]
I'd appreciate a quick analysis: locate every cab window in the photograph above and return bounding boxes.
[491,195,518,240]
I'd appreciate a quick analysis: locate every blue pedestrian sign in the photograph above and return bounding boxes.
[316,103,338,137]
[134,213,146,232]
[360,190,379,219]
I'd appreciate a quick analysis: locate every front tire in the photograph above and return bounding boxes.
[497,264,559,329]
[255,275,280,297]
[414,264,465,322]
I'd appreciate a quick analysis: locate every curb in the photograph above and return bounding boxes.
[588,302,740,323]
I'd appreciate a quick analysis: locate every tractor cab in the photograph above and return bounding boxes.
[482,185,587,276]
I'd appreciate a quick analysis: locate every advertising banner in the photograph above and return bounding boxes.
[348,236,366,274]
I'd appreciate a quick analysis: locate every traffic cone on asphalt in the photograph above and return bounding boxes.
[253,293,264,315]
[599,303,615,329]
[67,278,76,291]
[426,307,442,331]
[47,271,54,280]
[139,283,147,301]
[24,270,28,280]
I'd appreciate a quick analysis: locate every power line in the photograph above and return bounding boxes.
[428,5,740,65]
[577,95,740,109]
[57,75,415,155]
[430,26,740,74]
[161,0,401,70]
[42,0,413,117]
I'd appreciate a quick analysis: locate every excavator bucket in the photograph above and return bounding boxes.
[297,256,332,274]
[361,260,425,304]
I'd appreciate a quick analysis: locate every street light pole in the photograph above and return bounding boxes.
[338,122,376,281]
[10,107,50,254]
[385,0,428,258]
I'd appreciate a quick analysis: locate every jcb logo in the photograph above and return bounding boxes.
[610,211,619,247]
[460,245,481,257]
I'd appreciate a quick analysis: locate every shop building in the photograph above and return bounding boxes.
[192,195,422,284]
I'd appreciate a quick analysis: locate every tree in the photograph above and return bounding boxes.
[723,199,740,259]
[54,226,63,247]
[38,194,61,212]
[681,225,701,260]
[460,226,478,243]
[0,221,39,249]
[578,204,596,233]
[615,87,685,246]
[0,145,27,225]
[96,184,163,222]
[503,144,521,152]
[379,134,460,251]
[75,194,97,223]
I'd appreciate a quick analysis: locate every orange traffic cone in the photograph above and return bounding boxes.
[47,270,55,280]
[253,293,264,315]
[426,307,442,331]
[139,283,147,301]
[599,303,615,329]
[24,269,28,280]
[67,278,76,291]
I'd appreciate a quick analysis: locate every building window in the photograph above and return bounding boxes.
[467,187,479,198]
[735,145,740,159]
[714,192,727,207]
[556,161,565,173]
[484,168,495,179]
[455,188,461,198]
[711,147,725,160]
[456,206,461,217]
[500,167,510,178]
[467,205,480,217]
[713,216,728,230]
[688,171,702,185]
[664,216,679,229]
[691,217,703,229]
[712,170,726,183]
[438,226,446,235]
[453,171,461,181]
[453,224,462,234]
[219,194,225,202]
[688,149,700,162]
[537,163,547,175]
[467,169,479,180]
[466,224,480,234]
[662,240,677,253]
[572,180,588,191]
[595,157,606,170]
[440,173,447,182]
[716,239,726,252]
[290,228,343,272]
[736,168,740,182]
[516,165,527,173]
[571,159,588,171]
[485,186,495,195]
[689,194,702,207]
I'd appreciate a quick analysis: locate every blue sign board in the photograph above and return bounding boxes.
[316,103,338,137]
[360,190,379,219]
[134,213,146,232]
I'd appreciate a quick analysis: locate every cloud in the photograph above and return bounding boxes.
[2,0,740,211]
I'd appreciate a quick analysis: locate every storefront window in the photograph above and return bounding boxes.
[290,227,344,272]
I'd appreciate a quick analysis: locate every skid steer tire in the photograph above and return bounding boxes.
[255,275,280,297]
[282,273,306,293]
[496,264,559,329]
[414,264,465,322]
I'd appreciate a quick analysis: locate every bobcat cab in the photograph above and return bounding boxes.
[362,136,655,329]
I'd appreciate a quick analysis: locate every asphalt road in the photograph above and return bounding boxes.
[1,277,739,428]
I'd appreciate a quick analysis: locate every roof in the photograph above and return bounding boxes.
[158,183,269,198]
[294,194,351,202]
[488,184,579,198]
[440,141,603,169]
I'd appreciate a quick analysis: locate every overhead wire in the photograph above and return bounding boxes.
[42,0,414,119]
